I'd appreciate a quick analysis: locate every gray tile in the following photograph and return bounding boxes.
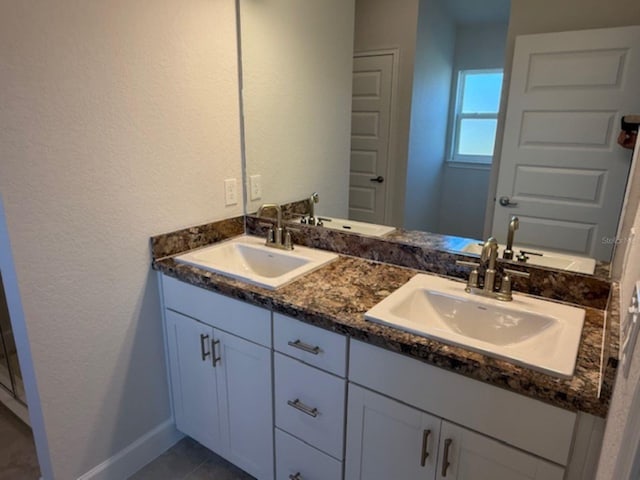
[185,453,256,480]
[129,437,210,480]
[0,401,40,480]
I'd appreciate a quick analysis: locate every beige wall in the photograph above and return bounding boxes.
[354,0,420,226]
[0,0,242,477]
[241,0,354,217]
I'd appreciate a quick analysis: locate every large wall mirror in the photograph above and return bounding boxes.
[239,0,640,278]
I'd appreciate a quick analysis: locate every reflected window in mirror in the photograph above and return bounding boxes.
[450,69,503,164]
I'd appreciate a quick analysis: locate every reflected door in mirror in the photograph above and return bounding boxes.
[493,25,640,261]
[350,53,394,224]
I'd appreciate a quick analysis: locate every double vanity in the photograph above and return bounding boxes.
[151,213,617,480]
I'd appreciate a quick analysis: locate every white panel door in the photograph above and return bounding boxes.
[215,329,274,480]
[436,422,564,480]
[165,310,221,453]
[345,384,440,480]
[350,53,394,224]
[493,26,640,261]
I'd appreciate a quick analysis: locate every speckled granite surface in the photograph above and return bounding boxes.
[246,216,611,310]
[153,242,616,417]
[150,216,244,260]
[601,283,620,403]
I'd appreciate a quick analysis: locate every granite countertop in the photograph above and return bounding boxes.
[153,241,617,418]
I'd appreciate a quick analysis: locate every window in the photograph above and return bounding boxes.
[450,69,503,164]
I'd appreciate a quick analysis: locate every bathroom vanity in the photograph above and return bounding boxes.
[151,217,615,480]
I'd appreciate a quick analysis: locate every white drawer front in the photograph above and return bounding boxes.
[275,353,346,459]
[349,340,576,466]
[276,428,342,480]
[162,274,271,347]
[274,313,347,376]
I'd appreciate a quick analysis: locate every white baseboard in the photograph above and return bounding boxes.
[77,419,183,480]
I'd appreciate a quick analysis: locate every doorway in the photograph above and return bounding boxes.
[0,271,28,422]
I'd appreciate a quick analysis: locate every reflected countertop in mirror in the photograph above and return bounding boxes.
[250,198,611,279]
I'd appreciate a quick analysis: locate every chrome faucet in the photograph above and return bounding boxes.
[257,203,293,250]
[456,235,529,301]
[308,192,319,225]
[503,216,519,260]
[297,192,323,226]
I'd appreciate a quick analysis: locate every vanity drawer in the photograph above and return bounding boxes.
[274,353,346,459]
[162,274,271,347]
[276,428,342,480]
[274,313,347,376]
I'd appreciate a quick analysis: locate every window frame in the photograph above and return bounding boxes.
[449,68,503,165]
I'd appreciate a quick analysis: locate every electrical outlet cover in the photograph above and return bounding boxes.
[224,178,238,205]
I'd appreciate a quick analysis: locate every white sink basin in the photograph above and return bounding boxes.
[175,235,338,290]
[460,241,596,274]
[315,217,395,237]
[365,274,585,378]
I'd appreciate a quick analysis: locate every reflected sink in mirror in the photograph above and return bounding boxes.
[175,235,338,290]
[460,241,597,274]
[312,216,396,237]
[365,274,585,378]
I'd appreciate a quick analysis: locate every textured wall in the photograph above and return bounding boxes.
[0,1,242,478]
[241,0,354,218]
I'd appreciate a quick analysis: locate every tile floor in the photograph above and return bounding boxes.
[0,400,40,480]
[129,437,255,480]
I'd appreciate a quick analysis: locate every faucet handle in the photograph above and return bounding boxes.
[456,260,480,290]
[497,268,530,301]
[284,231,293,250]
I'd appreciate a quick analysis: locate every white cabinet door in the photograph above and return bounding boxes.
[215,329,274,480]
[345,384,440,480]
[436,422,564,480]
[165,310,221,453]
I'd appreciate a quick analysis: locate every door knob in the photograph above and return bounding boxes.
[370,176,384,183]
[499,196,518,207]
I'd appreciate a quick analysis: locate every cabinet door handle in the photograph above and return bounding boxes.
[200,334,211,361]
[211,339,221,367]
[288,473,302,480]
[420,429,431,466]
[287,398,319,418]
[441,438,452,477]
[287,339,321,355]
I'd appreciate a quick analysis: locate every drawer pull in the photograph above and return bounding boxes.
[441,438,452,477]
[287,339,321,355]
[212,339,221,367]
[287,398,319,418]
[289,473,302,480]
[200,334,211,361]
[420,429,431,466]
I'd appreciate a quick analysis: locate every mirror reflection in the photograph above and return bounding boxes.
[239,0,640,276]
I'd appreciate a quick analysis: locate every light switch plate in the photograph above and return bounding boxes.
[224,178,238,206]
[249,174,262,201]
